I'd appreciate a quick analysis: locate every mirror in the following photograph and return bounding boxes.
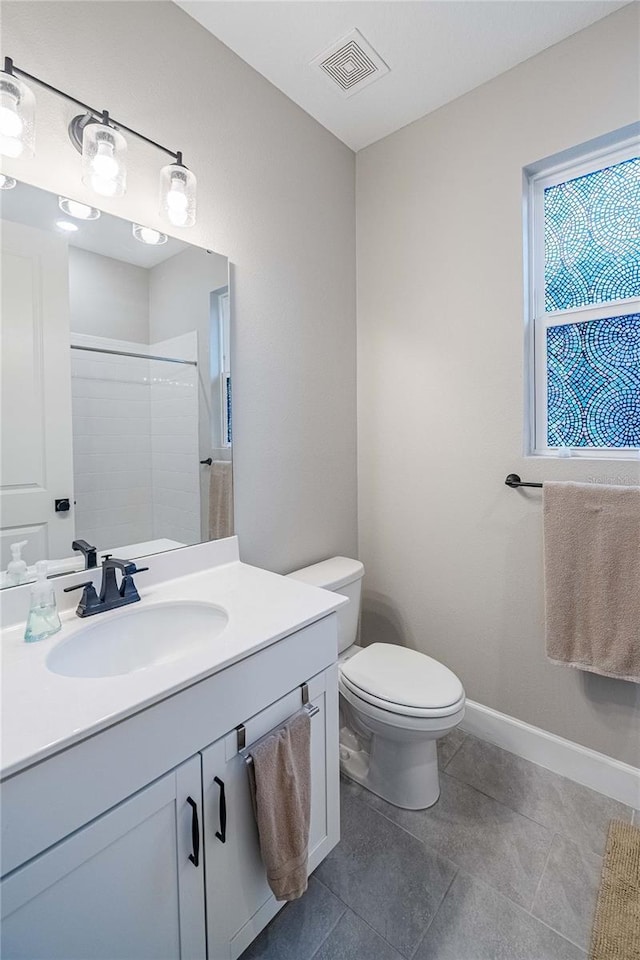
[0,182,232,589]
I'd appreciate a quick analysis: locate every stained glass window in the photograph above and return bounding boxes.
[547,314,640,447]
[544,157,640,312]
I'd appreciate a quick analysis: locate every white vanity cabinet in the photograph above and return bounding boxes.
[0,614,341,960]
[0,757,207,960]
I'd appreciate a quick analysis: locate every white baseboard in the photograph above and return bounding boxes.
[461,700,640,810]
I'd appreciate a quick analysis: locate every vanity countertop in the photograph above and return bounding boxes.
[1,557,346,779]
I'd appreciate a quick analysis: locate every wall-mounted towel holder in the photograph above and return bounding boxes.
[505,474,543,489]
[236,681,318,760]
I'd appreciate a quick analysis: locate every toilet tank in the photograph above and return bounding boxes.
[287,557,364,654]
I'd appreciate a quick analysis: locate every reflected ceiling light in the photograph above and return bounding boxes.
[2,56,197,226]
[0,174,17,190]
[56,220,78,232]
[160,156,196,228]
[132,223,168,245]
[58,196,101,220]
[0,67,35,158]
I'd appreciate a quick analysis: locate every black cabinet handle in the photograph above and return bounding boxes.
[186,796,200,867]
[214,777,227,844]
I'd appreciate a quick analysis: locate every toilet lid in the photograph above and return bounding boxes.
[341,643,463,711]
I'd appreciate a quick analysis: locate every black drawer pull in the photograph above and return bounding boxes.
[214,777,227,843]
[186,796,200,867]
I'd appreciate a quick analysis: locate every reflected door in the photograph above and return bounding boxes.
[0,221,75,565]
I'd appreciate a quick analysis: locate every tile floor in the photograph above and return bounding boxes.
[242,730,636,960]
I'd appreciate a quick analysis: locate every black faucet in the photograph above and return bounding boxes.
[72,539,98,570]
[64,556,149,618]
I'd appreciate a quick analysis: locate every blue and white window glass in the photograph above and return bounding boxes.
[528,140,640,454]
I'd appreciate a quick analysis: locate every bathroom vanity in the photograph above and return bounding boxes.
[0,539,344,959]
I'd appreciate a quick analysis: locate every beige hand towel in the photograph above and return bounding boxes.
[247,711,311,901]
[208,460,233,541]
[543,481,640,682]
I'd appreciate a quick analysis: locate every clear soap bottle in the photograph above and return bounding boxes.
[24,561,62,643]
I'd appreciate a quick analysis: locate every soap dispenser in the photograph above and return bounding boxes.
[24,561,62,643]
[7,540,28,586]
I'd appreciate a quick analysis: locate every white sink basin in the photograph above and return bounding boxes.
[46,601,229,678]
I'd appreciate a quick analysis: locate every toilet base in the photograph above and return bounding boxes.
[339,723,441,810]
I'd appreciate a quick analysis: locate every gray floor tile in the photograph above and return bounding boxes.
[414,872,586,960]
[240,877,346,960]
[445,736,633,855]
[312,910,405,960]
[315,788,457,958]
[531,834,602,951]
[438,728,466,768]
[360,772,553,909]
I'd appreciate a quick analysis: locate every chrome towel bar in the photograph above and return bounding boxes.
[236,681,318,760]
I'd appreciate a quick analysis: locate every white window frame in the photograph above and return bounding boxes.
[524,133,640,459]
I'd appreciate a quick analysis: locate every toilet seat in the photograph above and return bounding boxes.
[340,642,464,718]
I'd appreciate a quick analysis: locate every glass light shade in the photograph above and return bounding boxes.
[0,72,35,159]
[58,197,101,220]
[132,223,168,246]
[0,174,17,190]
[159,163,196,227]
[82,123,127,198]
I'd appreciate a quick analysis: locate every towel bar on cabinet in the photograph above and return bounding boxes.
[235,681,319,759]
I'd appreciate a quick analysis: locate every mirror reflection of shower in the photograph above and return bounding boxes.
[0,180,231,588]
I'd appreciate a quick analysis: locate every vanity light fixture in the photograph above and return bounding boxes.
[1,57,197,225]
[55,220,79,232]
[80,116,127,198]
[0,68,35,158]
[160,158,196,228]
[58,197,101,220]
[132,223,168,245]
[0,173,17,189]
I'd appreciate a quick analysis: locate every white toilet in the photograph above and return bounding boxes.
[288,557,465,810]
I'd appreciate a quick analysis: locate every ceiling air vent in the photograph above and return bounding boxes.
[311,29,389,98]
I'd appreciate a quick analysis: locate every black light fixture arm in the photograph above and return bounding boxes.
[3,56,183,163]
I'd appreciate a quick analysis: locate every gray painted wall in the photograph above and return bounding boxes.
[1,0,357,573]
[68,247,149,342]
[356,5,640,766]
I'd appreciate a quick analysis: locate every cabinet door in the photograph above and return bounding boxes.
[201,667,339,960]
[1,756,206,960]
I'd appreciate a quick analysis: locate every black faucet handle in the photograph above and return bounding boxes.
[64,580,95,593]
[64,580,101,617]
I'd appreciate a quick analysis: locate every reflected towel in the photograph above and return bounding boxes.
[543,481,640,683]
[208,460,233,540]
[247,711,311,901]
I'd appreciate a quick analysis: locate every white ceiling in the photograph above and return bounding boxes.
[1,182,190,268]
[177,0,630,151]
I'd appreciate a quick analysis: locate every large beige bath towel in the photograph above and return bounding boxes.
[208,460,233,540]
[247,711,311,901]
[543,481,640,683]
